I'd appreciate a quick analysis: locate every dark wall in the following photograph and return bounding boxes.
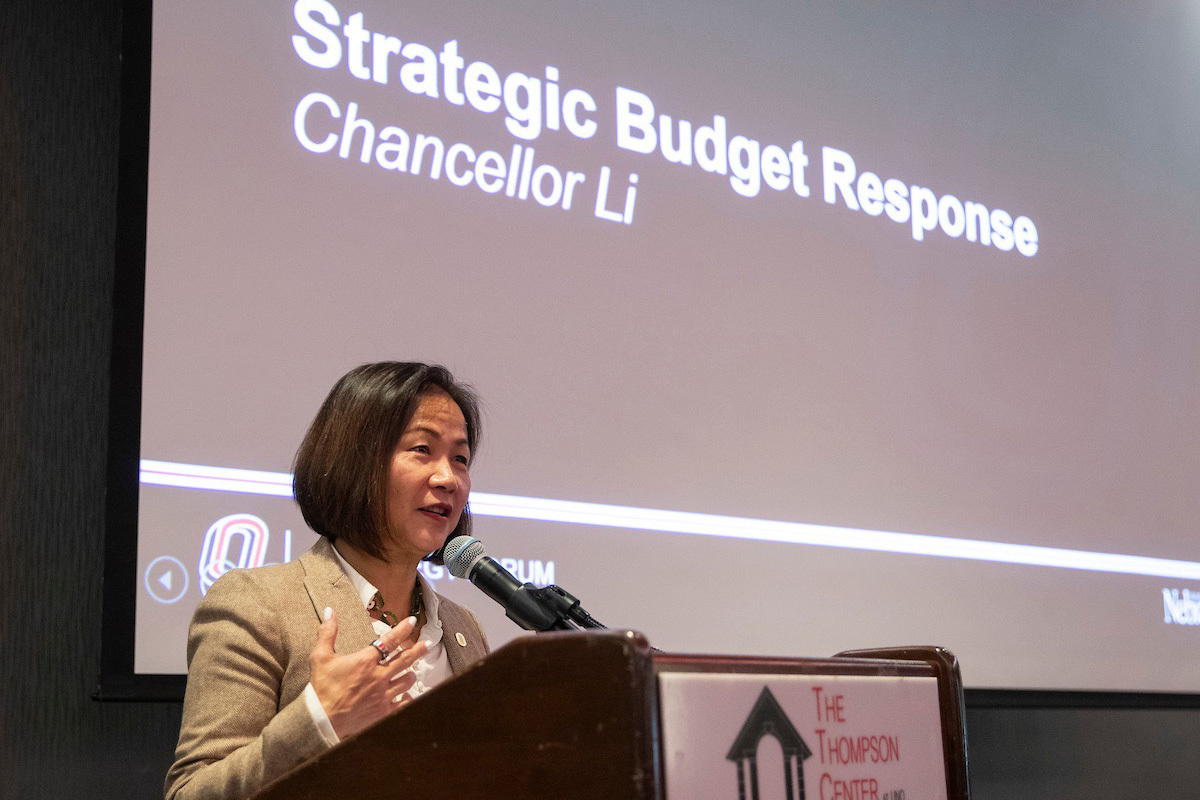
[1,1,1197,798]
[0,1,181,797]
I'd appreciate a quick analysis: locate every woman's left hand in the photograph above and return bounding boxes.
[308,608,429,738]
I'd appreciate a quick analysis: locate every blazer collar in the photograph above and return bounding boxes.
[300,537,379,653]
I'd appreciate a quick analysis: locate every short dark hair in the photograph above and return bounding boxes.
[293,362,481,561]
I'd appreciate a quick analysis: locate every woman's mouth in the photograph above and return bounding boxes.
[419,504,451,519]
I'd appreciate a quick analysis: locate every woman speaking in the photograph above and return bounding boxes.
[165,362,489,799]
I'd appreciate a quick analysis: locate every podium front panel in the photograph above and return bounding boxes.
[250,633,967,800]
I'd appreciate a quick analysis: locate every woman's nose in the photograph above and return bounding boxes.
[430,459,459,490]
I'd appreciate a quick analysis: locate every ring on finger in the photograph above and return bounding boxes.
[370,638,392,663]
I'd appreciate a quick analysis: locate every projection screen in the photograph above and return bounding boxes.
[113,0,1200,695]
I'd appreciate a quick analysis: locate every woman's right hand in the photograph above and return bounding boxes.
[308,608,430,739]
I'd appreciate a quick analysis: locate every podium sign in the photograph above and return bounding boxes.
[659,672,947,800]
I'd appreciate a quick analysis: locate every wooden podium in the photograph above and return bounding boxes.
[253,631,969,800]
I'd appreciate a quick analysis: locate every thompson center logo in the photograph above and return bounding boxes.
[727,687,813,800]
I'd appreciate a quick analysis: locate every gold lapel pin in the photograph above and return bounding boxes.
[455,632,467,647]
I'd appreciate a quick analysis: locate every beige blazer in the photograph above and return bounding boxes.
[164,537,489,800]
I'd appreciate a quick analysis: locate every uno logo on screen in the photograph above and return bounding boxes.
[198,513,271,595]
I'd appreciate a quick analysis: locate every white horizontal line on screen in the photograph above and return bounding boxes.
[139,459,1200,581]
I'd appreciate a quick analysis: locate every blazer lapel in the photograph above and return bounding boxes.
[443,623,468,674]
[300,537,379,654]
[436,593,488,674]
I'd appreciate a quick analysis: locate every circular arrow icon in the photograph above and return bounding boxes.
[144,555,189,603]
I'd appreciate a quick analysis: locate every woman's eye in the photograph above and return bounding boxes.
[411,444,430,454]
[454,454,470,465]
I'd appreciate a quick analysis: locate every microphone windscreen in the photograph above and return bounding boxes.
[444,535,487,578]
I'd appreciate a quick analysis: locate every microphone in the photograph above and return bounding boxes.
[443,535,562,631]
[443,535,607,632]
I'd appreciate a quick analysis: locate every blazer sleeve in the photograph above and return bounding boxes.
[164,570,328,800]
